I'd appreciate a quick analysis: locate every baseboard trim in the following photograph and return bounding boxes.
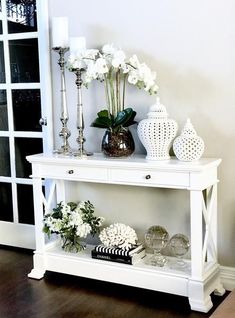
[220,266,235,291]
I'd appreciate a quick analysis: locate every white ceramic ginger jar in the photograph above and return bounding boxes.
[173,118,204,161]
[137,98,178,160]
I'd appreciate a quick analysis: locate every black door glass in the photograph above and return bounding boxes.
[15,137,42,178]
[0,90,8,130]
[17,184,34,224]
[12,89,41,131]
[7,0,37,33]
[9,38,39,83]
[0,41,6,83]
[0,182,13,222]
[0,137,11,176]
[0,20,3,34]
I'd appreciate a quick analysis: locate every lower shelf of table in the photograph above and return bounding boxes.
[30,242,220,299]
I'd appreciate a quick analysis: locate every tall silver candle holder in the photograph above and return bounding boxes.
[52,47,72,155]
[72,68,93,158]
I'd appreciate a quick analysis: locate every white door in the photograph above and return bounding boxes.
[0,0,52,249]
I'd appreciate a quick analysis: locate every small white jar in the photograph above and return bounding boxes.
[173,118,204,161]
[137,98,178,160]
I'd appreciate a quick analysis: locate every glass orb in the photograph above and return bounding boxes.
[145,225,169,267]
[169,233,190,268]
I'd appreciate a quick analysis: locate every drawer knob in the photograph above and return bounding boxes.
[145,174,151,180]
[68,170,74,174]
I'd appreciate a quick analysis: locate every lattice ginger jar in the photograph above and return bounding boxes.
[173,118,204,161]
[137,98,178,160]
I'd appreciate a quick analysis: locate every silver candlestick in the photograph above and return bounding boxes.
[72,68,92,157]
[52,47,72,155]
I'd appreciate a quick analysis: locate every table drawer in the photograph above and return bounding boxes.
[110,168,189,188]
[38,164,108,182]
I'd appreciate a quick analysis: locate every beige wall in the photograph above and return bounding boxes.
[48,0,235,267]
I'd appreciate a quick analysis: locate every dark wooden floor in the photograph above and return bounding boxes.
[0,246,229,318]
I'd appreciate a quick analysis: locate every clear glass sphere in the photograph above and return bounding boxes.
[145,225,169,267]
[169,233,190,268]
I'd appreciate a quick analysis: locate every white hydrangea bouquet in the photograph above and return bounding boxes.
[43,201,104,252]
[99,223,138,250]
[67,44,158,131]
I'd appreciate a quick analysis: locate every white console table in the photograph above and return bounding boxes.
[26,153,225,312]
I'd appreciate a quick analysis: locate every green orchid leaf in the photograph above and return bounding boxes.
[113,108,136,128]
[112,110,127,127]
[123,109,137,127]
[97,109,110,118]
[91,116,112,129]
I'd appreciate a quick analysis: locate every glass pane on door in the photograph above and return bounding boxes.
[17,184,34,224]
[15,137,42,178]
[0,182,13,221]
[0,137,10,176]
[9,38,39,83]
[7,0,37,33]
[0,21,3,34]
[0,90,8,130]
[12,89,41,131]
[0,41,6,83]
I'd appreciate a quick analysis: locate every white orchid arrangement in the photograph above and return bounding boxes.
[67,44,158,131]
[99,223,138,250]
[43,201,104,252]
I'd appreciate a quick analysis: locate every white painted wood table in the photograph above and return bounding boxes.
[26,153,225,312]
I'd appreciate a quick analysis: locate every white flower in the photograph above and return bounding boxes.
[61,202,71,216]
[46,217,63,232]
[83,49,99,60]
[69,212,83,227]
[112,50,126,68]
[77,201,86,210]
[149,83,159,95]
[102,43,116,55]
[128,70,139,85]
[129,54,140,68]
[76,223,91,238]
[95,57,109,74]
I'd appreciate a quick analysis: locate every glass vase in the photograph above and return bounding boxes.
[61,235,85,253]
[101,127,135,157]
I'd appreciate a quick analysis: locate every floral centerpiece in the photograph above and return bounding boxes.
[43,201,104,252]
[67,44,158,157]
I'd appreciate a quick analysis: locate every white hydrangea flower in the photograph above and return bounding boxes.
[48,218,63,232]
[69,212,83,227]
[77,201,86,210]
[61,202,71,216]
[76,223,91,238]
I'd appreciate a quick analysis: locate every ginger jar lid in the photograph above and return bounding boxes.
[147,97,168,119]
[181,118,197,137]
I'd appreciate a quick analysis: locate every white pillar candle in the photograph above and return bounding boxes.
[69,37,86,56]
[51,17,69,48]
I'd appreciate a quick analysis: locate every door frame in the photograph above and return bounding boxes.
[0,0,53,249]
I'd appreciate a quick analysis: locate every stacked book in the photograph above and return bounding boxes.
[91,244,146,265]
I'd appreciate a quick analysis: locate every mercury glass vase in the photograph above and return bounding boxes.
[101,127,135,157]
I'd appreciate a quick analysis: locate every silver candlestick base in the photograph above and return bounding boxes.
[72,67,93,158]
[52,46,73,156]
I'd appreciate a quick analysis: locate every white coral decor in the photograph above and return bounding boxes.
[99,223,138,250]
